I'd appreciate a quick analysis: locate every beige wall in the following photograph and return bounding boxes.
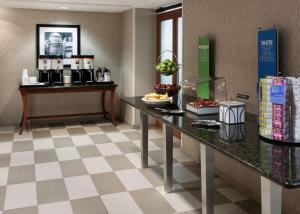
[0,7,122,125]
[183,0,300,114]
[182,0,300,213]
[120,8,156,126]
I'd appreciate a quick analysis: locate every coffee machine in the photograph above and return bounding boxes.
[71,55,83,84]
[82,55,94,83]
[51,55,64,85]
[38,55,51,84]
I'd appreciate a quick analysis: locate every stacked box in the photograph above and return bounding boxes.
[259,78,274,138]
[287,77,300,141]
[271,78,290,141]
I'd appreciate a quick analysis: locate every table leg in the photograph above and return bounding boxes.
[200,143,215,214]
[101,91,108,120]
[163,124,173,193]
[108,89,117,126]
[19,91,28,135]
[140,112,148,169]
[261,176,282,214]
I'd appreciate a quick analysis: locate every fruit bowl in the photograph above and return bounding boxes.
[154,83,181,97]
[156,50,179,76]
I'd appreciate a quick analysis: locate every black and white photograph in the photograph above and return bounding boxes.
[36,24,80,67]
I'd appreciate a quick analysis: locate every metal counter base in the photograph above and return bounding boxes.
[139,111,283,214]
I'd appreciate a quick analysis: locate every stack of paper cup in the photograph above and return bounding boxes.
[259,78,274,138]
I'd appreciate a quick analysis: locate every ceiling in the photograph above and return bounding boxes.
[0,0,182,12]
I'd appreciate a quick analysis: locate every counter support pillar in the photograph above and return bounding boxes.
[163,124,173,193]
[261,176,282,214]
[140,112,148,169]
[200,143,215,214]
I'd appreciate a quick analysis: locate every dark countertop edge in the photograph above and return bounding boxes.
[121,97,300,189]
[19,83,118,89]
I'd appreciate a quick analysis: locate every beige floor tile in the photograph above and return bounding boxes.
[77,145,101,158]
[115,141,140,154]
[0,154,10,167]
[36,179,69,204]
[214,203,247,214]
[105,155,135,171]
[12,141,33,152]
[89,134,112,144]
[140,166,164,187]
[3,206,38,214]
[7,165,35,185]
[33,139,54,151]
[0,167,9,186]
[32,131,51,139]
[67,128,86,136]
[217,187,249,202]
[71,197,108,214]
[0,186,5,210]
[13,131,32,142]
[91,172,126,195]
[83,126,103,134]
[60,159,88,177]
[34,150,58,163]
[0,142,12,155]
[0,134,13,143]
[96,144,122,156]
[130,188,175,214]
[52,137,74,148]
[50,129,69,138]
[100,125,119,133]
[71,135,93,147]
[106,133,130,143]
[123,131,141,141]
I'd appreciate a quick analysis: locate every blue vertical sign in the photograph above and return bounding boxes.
[258,28,278,80]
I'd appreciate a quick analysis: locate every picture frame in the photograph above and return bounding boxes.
[36,24,81,68]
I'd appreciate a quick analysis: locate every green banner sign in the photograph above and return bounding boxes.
[198,36,210,99]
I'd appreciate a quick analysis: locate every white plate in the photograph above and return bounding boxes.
[142,97,170,106]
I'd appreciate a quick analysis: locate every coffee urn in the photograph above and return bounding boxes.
[38,55,51,84]
[71,55,83,84]
[82,55,94,83]
[51,55,64,85]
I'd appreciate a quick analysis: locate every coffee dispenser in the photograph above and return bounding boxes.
[38,55,51,84]
[71,55,83,84]
[82,55,94,83]
[51,55,64,85]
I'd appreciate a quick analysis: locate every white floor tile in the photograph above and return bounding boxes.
[83,157,113,174]
[157,186,201,212]
[132,140,161,151]
[214,203,247,214]
[116,169,152,191]
[56,147,80,161]
[38,201,73,214]
[107,133,130,143]
[71,135,94,147]
[83,126,103,134]
[101,192,143,214]
[173,164,199,183]
[35,162,63,181]
[173,149,192,163]
[0,142,12,154]
[10,151,34,167]
[13,131,33,141]
[217,187,249,202]
[148,129,163,139]
[125,152,157,168]
[96,143,122,156]
[33,139,54,151]
[0,167,9,186]
[50,129,69,138]
[4,182,37,210]
[64,175,98,200]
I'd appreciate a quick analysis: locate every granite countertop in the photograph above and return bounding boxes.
[121,94,300,189]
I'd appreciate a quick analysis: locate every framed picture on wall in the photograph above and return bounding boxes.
[36,24,81,67]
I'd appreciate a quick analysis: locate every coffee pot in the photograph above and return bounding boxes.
[95,67,104,82]
[103,68,111,82]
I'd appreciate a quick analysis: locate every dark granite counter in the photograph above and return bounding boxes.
[121,95,300,188]
[19,82,116,89]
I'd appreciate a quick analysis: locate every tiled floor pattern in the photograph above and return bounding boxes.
[0,121,261,214]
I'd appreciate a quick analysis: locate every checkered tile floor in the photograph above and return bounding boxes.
[0,120,260,214]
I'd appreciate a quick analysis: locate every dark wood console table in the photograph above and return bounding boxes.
[19,83,118,134]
